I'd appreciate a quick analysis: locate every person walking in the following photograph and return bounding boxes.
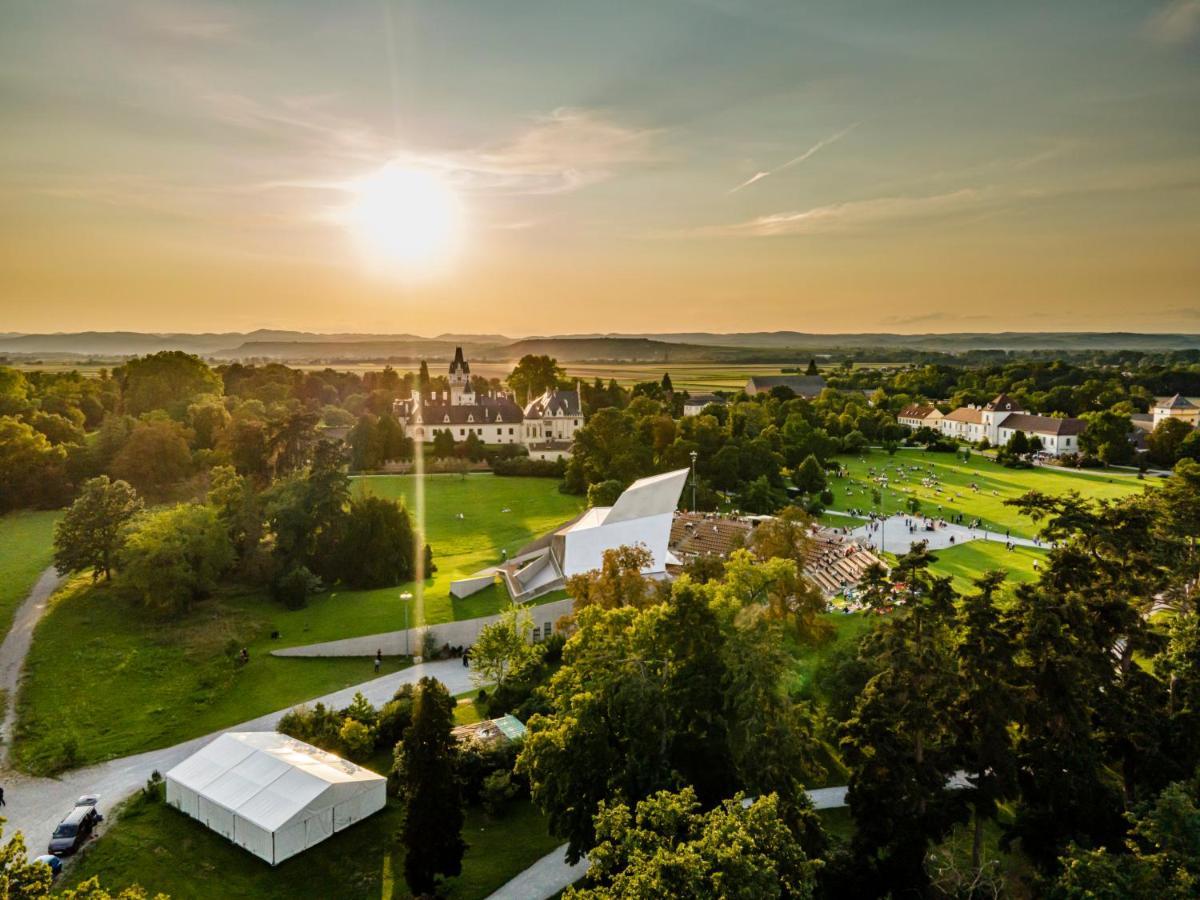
[374,649,382,674]
[0,786,6,807]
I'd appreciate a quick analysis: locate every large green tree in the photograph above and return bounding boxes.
[118,351,222,418]
[54,476,143,580]
[507,354,565,404]
[337,495,417,588]
[110,418,193,499]
[397,677,466,895]
[568,789,818,900]
[119,504,233,616]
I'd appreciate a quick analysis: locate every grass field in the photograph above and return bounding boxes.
[0,510,60,641]
[827,449,1148,539]
[15,476,581,774]
[926,541,1047,594]
[58,788,562,900]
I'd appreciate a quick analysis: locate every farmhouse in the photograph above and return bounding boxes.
[394,347,583,457]
[897,403,944,430]
[744,374,826,398]
[933,393,1085,456]
[682,393,727,416]
[165,732,387,866]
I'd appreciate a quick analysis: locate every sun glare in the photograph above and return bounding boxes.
[345,165,461,272]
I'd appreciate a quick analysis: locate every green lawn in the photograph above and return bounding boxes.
[0,510,60,640]
[58,788,562,900]
[13,578,414,775]
[827,449,1147,539]
[925,542,1048,595]
[14,475,581,774]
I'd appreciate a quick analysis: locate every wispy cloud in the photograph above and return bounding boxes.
[694,188,985,237]
[129,0,246,43]
[433,107,661,195]
[728,124,858,194]
[1145,0,1200,45]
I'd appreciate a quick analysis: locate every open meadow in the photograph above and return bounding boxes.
[0,510,59,642]
[827,448,1150,539]
[13,474,581,774]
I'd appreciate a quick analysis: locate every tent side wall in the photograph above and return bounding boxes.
[197,796,235,841]
[233,815,274,864]
[165,777,198,818]
[333,780,387,832]
[274,820,307,865]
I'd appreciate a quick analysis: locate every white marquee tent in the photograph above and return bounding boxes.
[165,732,387,865]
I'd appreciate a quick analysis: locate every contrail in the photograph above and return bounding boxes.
[729,123,859,193]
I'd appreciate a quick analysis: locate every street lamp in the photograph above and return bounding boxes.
[689,450,698,512]
[400,591,413,655]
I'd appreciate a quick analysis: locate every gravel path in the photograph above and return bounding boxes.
[0,566,63,761]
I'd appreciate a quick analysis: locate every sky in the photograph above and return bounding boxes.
[1,0,1198,336]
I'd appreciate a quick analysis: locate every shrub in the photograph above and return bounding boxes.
[272,565,322,610]
[492,456,565,478]
[338,717,375,761]
[481,770,520,817]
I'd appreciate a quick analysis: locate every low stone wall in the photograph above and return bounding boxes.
[271,597,576,658]
[450,573,498,599]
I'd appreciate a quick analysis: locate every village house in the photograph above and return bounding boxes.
[1151,394,1200,429]
[393,347,583,459]
[682,393,727,416]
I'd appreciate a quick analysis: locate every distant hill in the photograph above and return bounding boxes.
[2,329,1198,361]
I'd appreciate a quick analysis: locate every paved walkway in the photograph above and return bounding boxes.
[0,566,63,762]
[843,514,1043,556]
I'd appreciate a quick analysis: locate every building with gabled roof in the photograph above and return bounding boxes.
[1152,394,1200,429]
[897,403,943,429]
[394,347,583,455]
[744,374,826,398]
[935,393,1086,455]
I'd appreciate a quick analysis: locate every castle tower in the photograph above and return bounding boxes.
[449,346,474,406]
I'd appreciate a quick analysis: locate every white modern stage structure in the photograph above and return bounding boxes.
[165,732,387,865]
[498,468,690,600]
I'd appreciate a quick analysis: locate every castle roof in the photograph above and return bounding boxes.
[998,413,1086,436]
[417,396,523,425]
[449,346,470,376]
[985,393,1024,412]
[898,403,938,420]
[524,388,580,419]
[1157,393,1197,410]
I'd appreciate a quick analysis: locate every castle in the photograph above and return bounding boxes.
[393,347,583,460]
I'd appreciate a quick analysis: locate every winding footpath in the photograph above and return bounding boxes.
[0,568,475,858]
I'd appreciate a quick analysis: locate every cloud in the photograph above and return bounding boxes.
[692,188,987,237]
[433,108,661,195]
[728,124,857,193]
[129,0,246,42]
[1145,1,1200,44]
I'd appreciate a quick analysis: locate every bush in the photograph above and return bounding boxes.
[338,717,375,761]
[481,770,520,817]
[492,456,565,478]
[271,565,322,610]
[377,697,414,748]
[457,740,523,804]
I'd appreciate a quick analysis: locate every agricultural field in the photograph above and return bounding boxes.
[13,475,581,773]
[826,448,1150,539]
[59,788,562,900]
[0,510,59,642]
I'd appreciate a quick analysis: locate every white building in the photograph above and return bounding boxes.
[936,393,1085,456]
[1151,394,1200,429]
[897,403,943,430]
[498,468,690,600]
[165,732,387,866]
[394,347,583,457]
[682,394,727,416]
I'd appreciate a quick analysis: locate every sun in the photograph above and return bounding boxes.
[345,165,462,272]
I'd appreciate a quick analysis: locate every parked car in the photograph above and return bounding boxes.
[48,803,101,856]
[33,855,62,877]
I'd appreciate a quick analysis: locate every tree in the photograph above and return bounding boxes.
[398,677,466,895]
[805,358,819,376]
[953,572,1020,873]
[568,789,818,900]
[792,455,827,495]
[1149,417,1194,468]
[567,544,655,611]
[110,419,192,498]
[0,415,68,512]
[432,428,455,460]
[508,354,565,404]
[841,548,966,894]
[118,351,222,418]
[347,414,383,471]
[471,605,542,689]
[586,479,623,508]
[54,476,143,581]
[119,505,233,616]
[186,395,230,450]
[660,372,674,394]
[1079,409,1134,465]
[337,496,417,588]
[739,475,786,514]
